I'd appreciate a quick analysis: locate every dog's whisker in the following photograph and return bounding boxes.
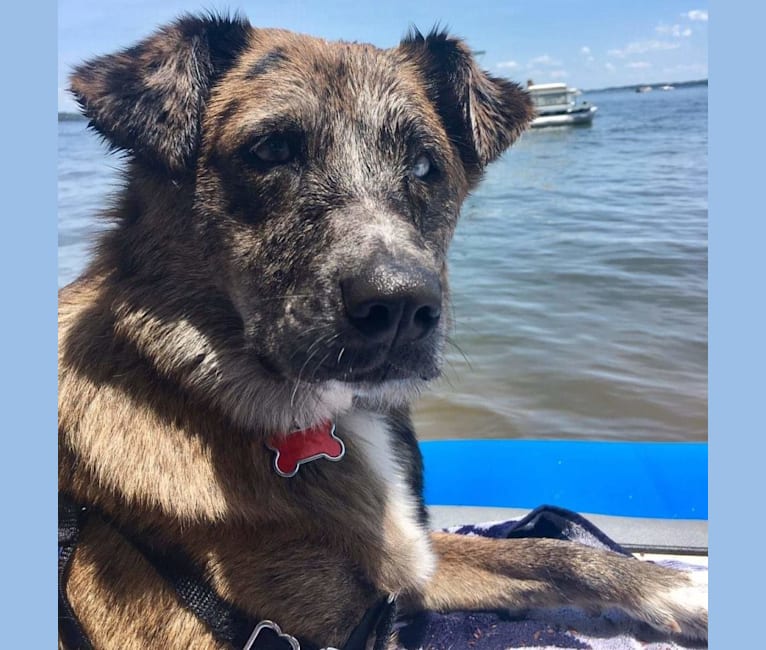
[446,336,473,371]
[439,359,459,390]
[309,330,341,358]
[253,293,317,303]
[307,349,335,395]
[289,329,343,409]
[287,325,335,362]
[295,338,343,415]
[290,342,325,408]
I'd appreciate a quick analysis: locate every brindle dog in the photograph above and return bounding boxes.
[59,13,708,649]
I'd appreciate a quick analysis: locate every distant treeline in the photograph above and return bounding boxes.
[58,112,87,121]
[585,79,707,94]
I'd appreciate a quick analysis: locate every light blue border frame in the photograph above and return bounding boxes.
[1,0,57,646]
[709,1,765,647]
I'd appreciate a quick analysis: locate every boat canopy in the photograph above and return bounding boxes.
[526,82,570,93]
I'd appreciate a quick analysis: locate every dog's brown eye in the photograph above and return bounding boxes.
[250,135,294,164]
[411,154,432,179]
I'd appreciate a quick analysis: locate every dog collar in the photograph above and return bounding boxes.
[266,421,345,477]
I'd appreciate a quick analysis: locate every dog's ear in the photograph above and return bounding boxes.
[69,14,251,176]
[399,29,534,183]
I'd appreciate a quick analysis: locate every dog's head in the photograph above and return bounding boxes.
[70,14,532,432]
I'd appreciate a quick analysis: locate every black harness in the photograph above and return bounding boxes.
[58,494,397,650]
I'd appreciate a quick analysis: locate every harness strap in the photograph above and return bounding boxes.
[58,495,93,650]
[344,594,398,650]
[59,494,396,650]
[123,529,316,650]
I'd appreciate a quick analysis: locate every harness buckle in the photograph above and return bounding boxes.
[244,620,301,650]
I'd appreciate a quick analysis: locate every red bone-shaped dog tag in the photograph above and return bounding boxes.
[266,421,345,477]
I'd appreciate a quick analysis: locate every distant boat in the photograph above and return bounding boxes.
[636,85,653,93]
[526,82,598,128]
[660,84,675,91]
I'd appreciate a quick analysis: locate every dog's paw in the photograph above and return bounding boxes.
[638,568,708,641]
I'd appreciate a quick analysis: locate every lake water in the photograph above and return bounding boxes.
[58,83,707,442]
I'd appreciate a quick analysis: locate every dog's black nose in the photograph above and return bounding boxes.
[341,264,442,344]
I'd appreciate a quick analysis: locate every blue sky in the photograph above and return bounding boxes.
[58,0,708,112]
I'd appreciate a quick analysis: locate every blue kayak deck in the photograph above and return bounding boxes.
[420,440,707,520]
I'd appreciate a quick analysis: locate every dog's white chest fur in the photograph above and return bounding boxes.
[339,410,436,592]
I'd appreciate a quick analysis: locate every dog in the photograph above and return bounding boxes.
[59,13,708,649]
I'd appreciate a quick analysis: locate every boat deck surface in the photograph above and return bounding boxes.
[430,505,708,565]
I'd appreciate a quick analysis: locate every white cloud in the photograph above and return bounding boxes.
[662,62,708,76]
[608,40,681,58]
[579,46,595,63]
[656,23,693,38]
[496,60,520,70]
[626,61,652,69]
[686,10,708,22]
[605,62,616,72]
[528,54,561,67]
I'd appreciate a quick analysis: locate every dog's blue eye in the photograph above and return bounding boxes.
[251,135,294,164]
[412,154,432,179]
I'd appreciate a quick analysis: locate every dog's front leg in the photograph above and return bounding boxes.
[400,532,707,642]
[197,527,400,650]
